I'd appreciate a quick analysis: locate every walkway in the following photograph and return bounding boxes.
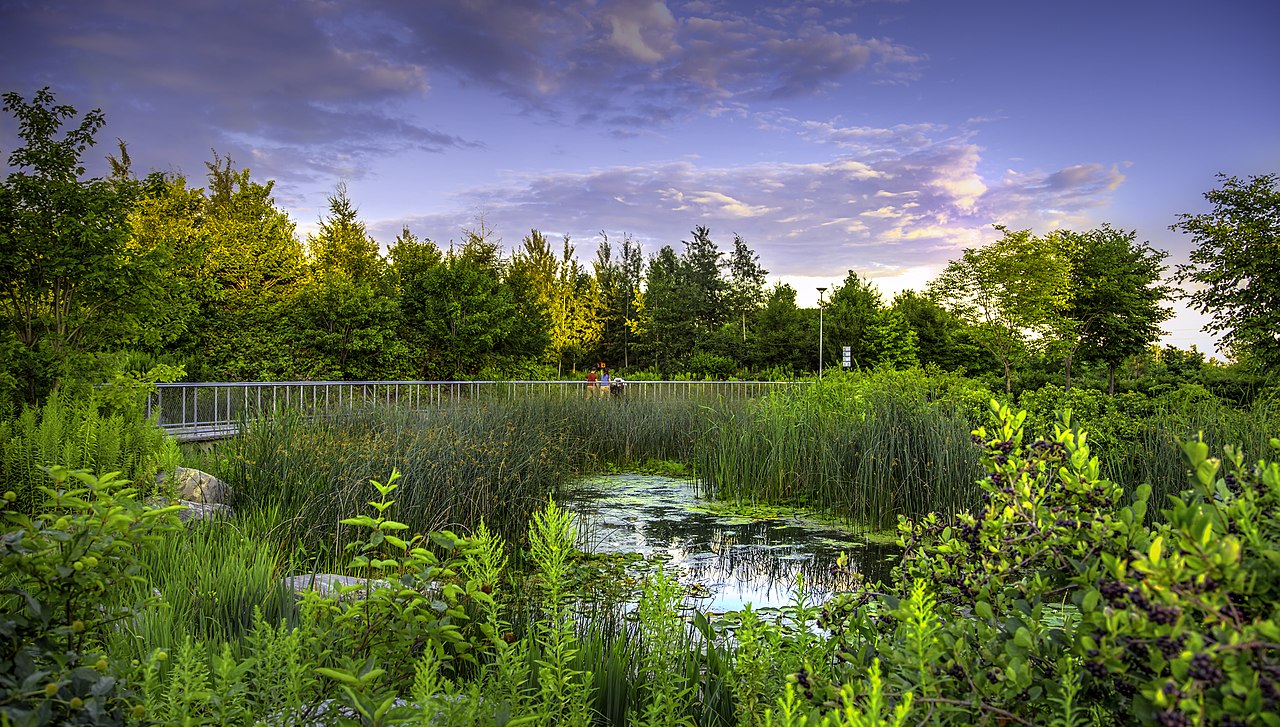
[149,380,804,442]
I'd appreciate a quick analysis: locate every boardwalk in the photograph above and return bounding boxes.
[149,380,805,442]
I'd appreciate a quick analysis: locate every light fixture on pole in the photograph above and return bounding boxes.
[816,287,828,380]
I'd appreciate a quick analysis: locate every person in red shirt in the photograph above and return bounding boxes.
[585,369,598,397]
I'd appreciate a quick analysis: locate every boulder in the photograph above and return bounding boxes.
[283,573,394,601]
[170,466,232,505]
[175,500,234,523]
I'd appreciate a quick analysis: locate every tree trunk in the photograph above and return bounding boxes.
[1108,362,1117,396]
[1064,352,1073,390]
[1003,358,1012,393]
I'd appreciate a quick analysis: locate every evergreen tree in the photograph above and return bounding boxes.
[389,227,446,378]
[636,245,696,374]
[748,284,811,374]
[681,226,727,335]
[190,153,308,380]
[725,234,769,343]
[298,184,399,379]
[822,271,883,370]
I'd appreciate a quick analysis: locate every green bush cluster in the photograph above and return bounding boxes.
[807,402,1280,725]
[0,467,183,725]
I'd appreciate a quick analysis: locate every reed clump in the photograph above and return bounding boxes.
[695,369,985,529]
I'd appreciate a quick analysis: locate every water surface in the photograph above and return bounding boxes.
[560,473,900,613]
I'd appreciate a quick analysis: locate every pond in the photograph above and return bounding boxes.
[559,473,901,613]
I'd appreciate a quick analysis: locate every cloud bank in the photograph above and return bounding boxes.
[375,119,1126,285]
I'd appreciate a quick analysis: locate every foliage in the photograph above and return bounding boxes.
[1172,173,1280,368]
[183,153,309,381]
[297,184,401,380]
[930,226,1073,392]
[1060,225,1172,392]
[815,401,1280,724]
[746,284,812,375]
[636,245,698,375]
[725,234,769,345]
[892,291,992,376]
[821,271,915,371]
[0,89,171,404]
[0,392,174,514]
[0,467,182,725]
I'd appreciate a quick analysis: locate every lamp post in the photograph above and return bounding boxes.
[816,287,827,379]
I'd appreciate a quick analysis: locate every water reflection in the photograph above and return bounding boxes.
[561,473,900,613]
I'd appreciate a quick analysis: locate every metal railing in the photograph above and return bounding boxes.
[148,380,808,441]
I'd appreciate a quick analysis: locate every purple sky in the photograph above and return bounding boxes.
[3,0,1277,356]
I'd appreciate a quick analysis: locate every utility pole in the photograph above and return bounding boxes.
[817,287,827,379]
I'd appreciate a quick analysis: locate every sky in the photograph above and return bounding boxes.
[2,0,1278,356]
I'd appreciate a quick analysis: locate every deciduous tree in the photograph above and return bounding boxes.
[928,226,1071,392]
[0,88,166,402]
[1172,173,1280,367]
[725,234,769,342]
[1064,225,1172,393]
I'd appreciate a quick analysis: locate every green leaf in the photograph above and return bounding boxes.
[315,667,362,686]
[975,601,994,621]
[1013,627,1032,649]
[1148,535,1163,564]
[1082,589,1100,613]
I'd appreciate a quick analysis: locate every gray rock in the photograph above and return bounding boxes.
[283,573,394,601]
[171,466,232,505]
[175,500,234,523]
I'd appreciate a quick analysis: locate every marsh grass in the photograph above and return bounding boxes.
[111,505,299,662]
[696,371,984,529]
[204,395,720,560]
[1017,384,1280,515]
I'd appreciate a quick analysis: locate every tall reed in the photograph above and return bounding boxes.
[111,506,298,662]
[1017,383,1280,515]
[207,394,725,559]
[695,370,984,528]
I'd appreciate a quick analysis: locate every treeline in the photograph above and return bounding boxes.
[2,88,1277,411]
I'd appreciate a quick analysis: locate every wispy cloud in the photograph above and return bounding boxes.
[374,119,1125,286]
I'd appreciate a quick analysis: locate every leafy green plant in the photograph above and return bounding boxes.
[309,469,492,715]
[0,393,173,514]
[525,498,594,727]
[813,400,1280,724]
[0,466,182,725]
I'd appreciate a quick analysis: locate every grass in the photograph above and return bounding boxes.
[190,395,722,562]
[107,505,301,663]
[694,372,984,529]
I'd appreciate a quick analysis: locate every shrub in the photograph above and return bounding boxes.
[0,467,182,725]
[815,401,1280,724]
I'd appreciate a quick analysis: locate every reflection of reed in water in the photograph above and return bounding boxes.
[677,522,898,602]
[573,504,900,610]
